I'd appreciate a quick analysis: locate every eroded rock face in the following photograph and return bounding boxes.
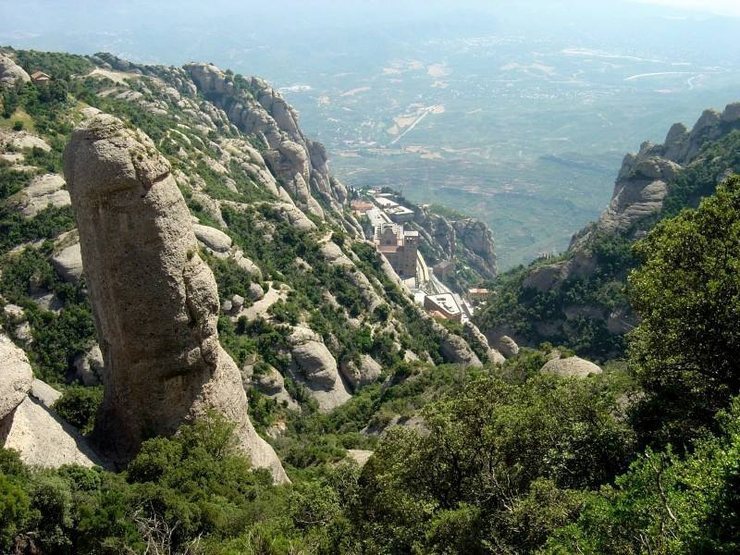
[63,114,287,482]
[1,396,102,468]
[288,325,351,411]
[193,224,232,254]
[184,63,349,219]
[0,334,33,421]
[52,241,83,283]
[493,335,519,359]
[412,208,497,283]
[439,330,482,367]
[9,173,71,218]
[340,354,382,390]
[0,53,30,88]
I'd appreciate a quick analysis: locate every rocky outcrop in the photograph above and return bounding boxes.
[30,379,62,408]
[73,344,105,386]
[573,102,740,252]
[9,173,71,218]
[0,336,99,468]
[440,330,482,367]
[184,63,348,220]
[1,396,102,468]
[243,361,297,410]
[0,53,30,88]
[193,223,232,254]
[52,241,84,283]
[63,113,287,482]
[540,356,603,378]
[492,335,519,358]
[481,102,740,354]
[0,334,33,421]
[339,354,382,390]
[463,321,505,364]
[288,326,351,411]
[410,206,497,287]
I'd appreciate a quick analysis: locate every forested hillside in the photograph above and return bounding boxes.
[0,48,738,554]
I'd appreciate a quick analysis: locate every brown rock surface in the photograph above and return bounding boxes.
[64,113,287,482]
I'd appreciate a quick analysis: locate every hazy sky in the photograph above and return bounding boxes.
[633,0,740,16]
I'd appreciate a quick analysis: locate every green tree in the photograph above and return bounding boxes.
[629,175,740,446]
[545,397,740,555]
[353,374,635,553]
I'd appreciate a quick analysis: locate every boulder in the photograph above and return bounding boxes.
[10,174,70,218]
[193,223,232,253]
[64,113,287,483]
[29,379,62,409]
[289,326,340,389]
[463,321,505,364]
[244,363,297,409]
[289,326,351,411]
[31,291,63,313]
[0,396,102,468]
[13,322,32,345]
[321,241,353,267]
[248,282,265,301]
[0,53,30,88]
[2,304,26,324]
[439,331,482,367]
[51,242,84,283]
[540,356,603,378]
[231,294,245,311]
[0,334,33,421]
[73,345,105,386]
[493,335,519,358]
[231,250,263,281]
[340,354,382,390]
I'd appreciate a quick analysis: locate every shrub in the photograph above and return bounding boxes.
[53,386,103,434]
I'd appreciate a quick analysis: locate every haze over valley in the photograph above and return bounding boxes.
[2,0,739,267]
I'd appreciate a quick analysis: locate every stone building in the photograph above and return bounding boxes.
[375,223,419,279]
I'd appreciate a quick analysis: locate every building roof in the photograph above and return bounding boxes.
[367,207,391,227]
[374,196,399,209]
[30,71,51,80]
[426,293,461,315]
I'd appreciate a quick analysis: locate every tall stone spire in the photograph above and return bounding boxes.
[64,113,287,483]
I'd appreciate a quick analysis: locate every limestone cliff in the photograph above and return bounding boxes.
[63,113,287,482]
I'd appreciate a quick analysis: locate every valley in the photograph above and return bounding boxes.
[3,1,740,266]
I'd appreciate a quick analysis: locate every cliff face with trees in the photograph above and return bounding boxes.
[0,48,738,554]
[476,104,740,360]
